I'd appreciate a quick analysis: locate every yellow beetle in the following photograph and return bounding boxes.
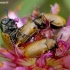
[41,13,66,28]
[24,38,56,58]
[17,17,47,44]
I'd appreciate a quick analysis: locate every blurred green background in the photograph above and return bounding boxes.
[0,0,70,61]
[0,0,70,18]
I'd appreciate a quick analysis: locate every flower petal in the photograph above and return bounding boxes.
[14,44,25,58]
[31,7,40,20]
[15,67,27,70]
[20,16,30,25]
[0,47,15,60]
[60,55,70,69]
[57,26,70,42]
[36,55,46,68]
[15,58,36,67]
[67,16,70,26]
[0,61,16,70]
[56,40,69,56]
[40,28,54,38]
[50,3,60,14]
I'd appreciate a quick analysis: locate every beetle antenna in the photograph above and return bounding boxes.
[4,8,9,18]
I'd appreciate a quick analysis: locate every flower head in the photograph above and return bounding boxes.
[0,3,70,70]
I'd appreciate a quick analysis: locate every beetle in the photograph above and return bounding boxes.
[42,13,66,29]
[0,18,19,43]
[17,16,47,44]
[0,17,20,50]
[24,38,57,58]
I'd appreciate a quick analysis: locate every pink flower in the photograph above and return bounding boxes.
[36,51,53,68]
[50,3,60,14]
[57,26,70,47]
[56,40,69,57]
[20,16,30,25]
[67,16,70,26]
[0,61,16,70]
[36,55,46,68]
[0,47,15,60]
[15,67,27,70]
[14,43,25,57]
[1,3,70,70]
[31,7,40,20]
[40,28,54,38]
[59,55,70,69]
